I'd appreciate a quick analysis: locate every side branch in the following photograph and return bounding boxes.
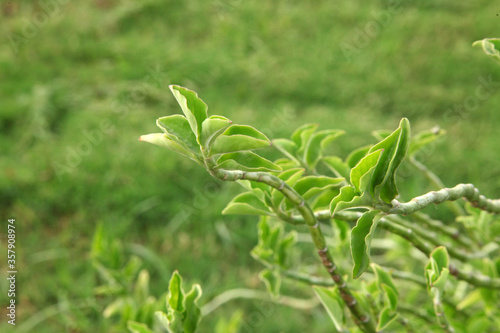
[386,184,500,215]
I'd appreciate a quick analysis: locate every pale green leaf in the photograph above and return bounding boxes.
[377,308,398,332]
[139,133,202,165]
[322,156,351,179]
[167,271,185,313]
[169,85,208,138]
[305,130,345,170]
[259,269,281,298]
[272,138,300,163]
[346,145,371,168]
[294,176,344,200]
[351,210,382,279]
[183,284,203,333]
[473,38,500,61]
[313,286,346,332]
[216,151,282,172]
[409,127,446,156]
[210,125,271,155]
[222,190,272,216]
[350,149,383,194]
[200,115,232,149]
[127,321,155,333]
[157,115,200,153]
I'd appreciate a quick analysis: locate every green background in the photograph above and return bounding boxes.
[0,0,499,332]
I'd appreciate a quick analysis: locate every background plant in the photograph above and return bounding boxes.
[2,2,500,332]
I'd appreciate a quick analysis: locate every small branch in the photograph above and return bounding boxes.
[282,270,334,287]
[398,303,435,325]
[386,184,500,215]
[408,157,465,217]
[201,288,319,316]
[411,212,476,249]
[430,288,455,333]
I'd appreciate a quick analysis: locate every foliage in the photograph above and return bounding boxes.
[138,84,500,332]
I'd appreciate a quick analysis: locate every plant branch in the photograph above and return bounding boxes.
[430,288,455,333]
[408,156,465,216]
[204,157,377,332]
[385,184,500,215]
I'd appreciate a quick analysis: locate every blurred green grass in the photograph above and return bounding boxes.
[1,0,499,332]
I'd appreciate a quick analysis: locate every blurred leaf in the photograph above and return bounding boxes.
[155,311,170,330]
[222,189,272,216]
[456,290,482,310]
[377,307,398,332]
[168,271,185,314]
[170,85,208,139]
[215,310,243,333]
[305,129,345,170]
[139,133,202,164]
[210,125,271,155]
[371,264,398,298]
[346,145,371,168]
[259,269,281,298]
[291,123,318,151]
[200,115,232,149]
[294,176,344,200]
[323,156,350,179]
[381,284,398,311]
[277,231,297,267]
[183,284,203,333]
[371,129,392,141]
[425,246,450,291]
[157,115,200,153]
[312,286,346,332]
[473,38,500,61]
[272,138,300,163]
[134,270,150,304]
[409,127,446,156]
[216,151,282,172]
[351,210,382,279]
[127,321,155,333]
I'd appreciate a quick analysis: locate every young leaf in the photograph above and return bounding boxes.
[216,151,282,172]
[473,38,500,61]
[351,210,382,279]
[157,115,200,153]
[377,307,399,332]
[183,284,203,333]
[155,311,171,330]
[200,115,232,149]
[323,156,350,180]
[127,321,155,333]
[408,127,446,156]
[210,125,271,155]
[272,138,300,163]
[291,123,318,149]
[222,190,273,216]
[259,269,281,298]
[167,271,185,313]
[139,133,203,165]
[169,85,208,139]
[350,149,383,194]
[305,129,345,170]
[371,264,398,298]
[368,118,411,204]
[330,185,371,215]
[426,246,450,291]
[277,231,297,267]
[346,145,372,168]
[294,176,344,200]
[133,270,150,304]
[312,286,346,332]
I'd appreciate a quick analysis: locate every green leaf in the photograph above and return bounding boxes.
[350,149,383,194]
[473,38,500,61]
[312,286,346,332]
[351,210,382,279]
[377,307,398,332]
[272,138,300,163]
[183,284,203,333]
[134,270,150,304]
[271,168,305,210]
[291,123,318,149]
[127,321,155,333]
[371,264,398,298]
[216,151,282,172]
[305,130,345,170]
[167,271,185,314]
[259,269,281,298]
[157,115,200,153]
[169,85,208,139]
[371,129,392,141]
[277,231,297,267]
[409,127,446,156]
[222,190,272,216]
[426,246,450,291]
[346,145,371,168]
[330,185,371,215]
[368,118,411,203]
[155,311,171,330]
[323,156,351,180]
[381,284,398,311]
[139,133,202,165]
[200,115,232,149]
[210,125,271,155]
[294,176,344,200]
